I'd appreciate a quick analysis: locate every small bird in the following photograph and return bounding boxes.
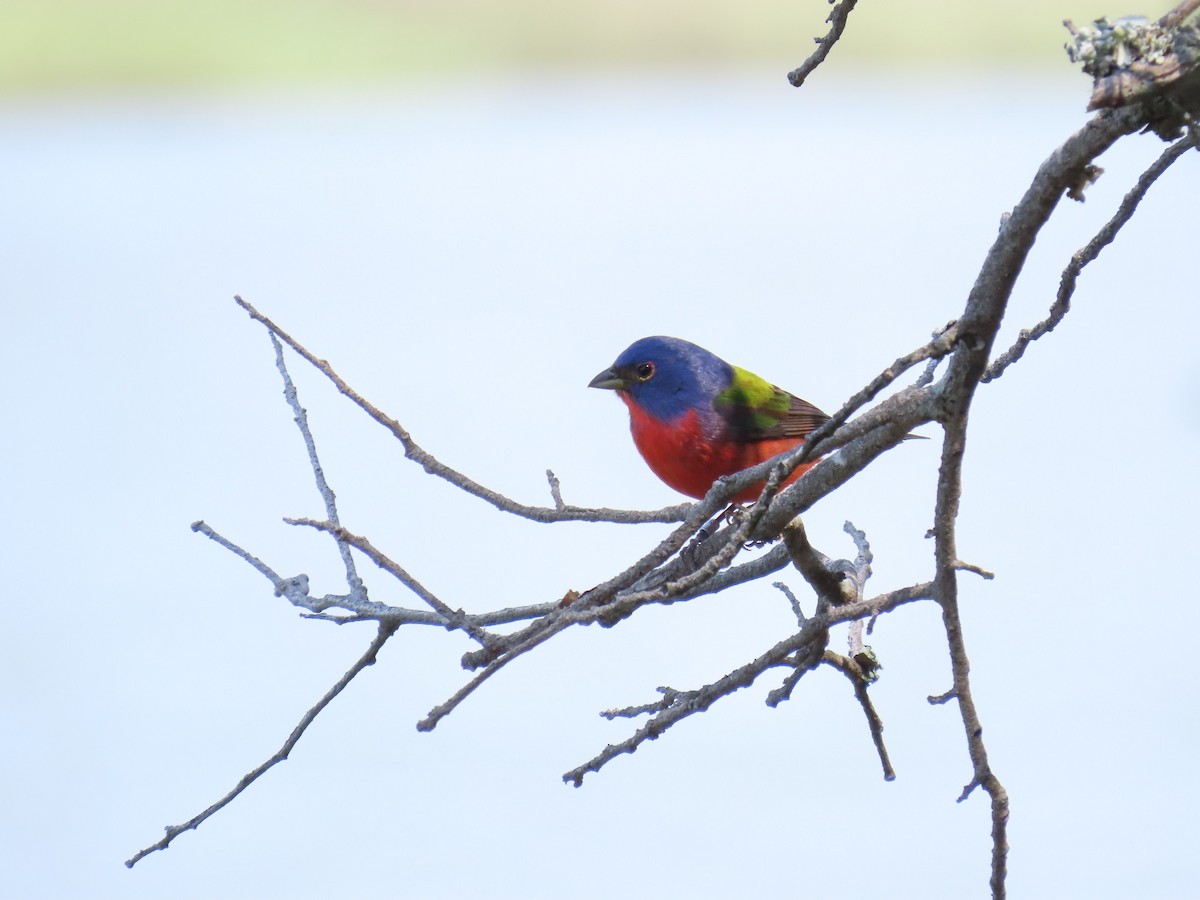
[589,336,831,502]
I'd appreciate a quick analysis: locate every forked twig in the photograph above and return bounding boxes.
[563,616,830,787]
[125,622,398,868]
[234,296,689,527]
[984,133,1198,382]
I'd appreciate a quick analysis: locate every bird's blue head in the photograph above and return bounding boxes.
[588,336,733,423]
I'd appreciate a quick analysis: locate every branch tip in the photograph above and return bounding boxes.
[788,0,858,87]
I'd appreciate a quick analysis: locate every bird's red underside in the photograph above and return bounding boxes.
[622,396,817,502]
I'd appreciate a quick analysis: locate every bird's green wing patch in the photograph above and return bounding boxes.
[714,365,831,441]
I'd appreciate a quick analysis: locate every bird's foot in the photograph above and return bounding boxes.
[723,503,777,549]
[722,503,747,526]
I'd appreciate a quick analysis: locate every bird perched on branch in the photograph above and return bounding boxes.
[589,336,831,502]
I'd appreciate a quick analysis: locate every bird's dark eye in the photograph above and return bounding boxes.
[635,361,655,382]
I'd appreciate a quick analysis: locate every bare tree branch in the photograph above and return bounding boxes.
[563,615,830,787]
[234,295,690,527]
[285,517,496,646]
[125,621,398,868]
[192,518,556,629]
[788,0,859,87]
[271,332,365,597]
[773,579,807,624]
[822,649,895,781]
[931,410,1009,899]
[984,132,1198,382]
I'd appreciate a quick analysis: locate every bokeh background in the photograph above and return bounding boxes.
[4,2,1198,898]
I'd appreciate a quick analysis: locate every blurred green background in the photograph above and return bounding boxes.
[0,0,1123,91]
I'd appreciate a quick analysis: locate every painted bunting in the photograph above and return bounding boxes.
[589,336,831,502]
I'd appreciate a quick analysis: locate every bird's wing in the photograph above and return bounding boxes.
[713,365,831,442]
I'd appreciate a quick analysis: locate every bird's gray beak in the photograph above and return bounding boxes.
[588,367,625,391]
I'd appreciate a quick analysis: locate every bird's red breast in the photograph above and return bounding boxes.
[621,394,817,503]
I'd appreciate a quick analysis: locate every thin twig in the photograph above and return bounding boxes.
[773,580,807,624]
[940,106,1145,419]
[190,519,283,585]
[825,581,935,628]
[235,296,690,526]
[546,469,565,509]
[285,518,495,647]
[955,560,996,580]
[763,659,810,707]
[788,0,859,87]
[564,616,829,786]
[601,686,680,720]
[126,621,398,867]
[419,622,569,731]
[270,333,365,598]
[931,412,1009,899]
[192,519,555,627]
[822,649,895,781]
[984,134,1197,382]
